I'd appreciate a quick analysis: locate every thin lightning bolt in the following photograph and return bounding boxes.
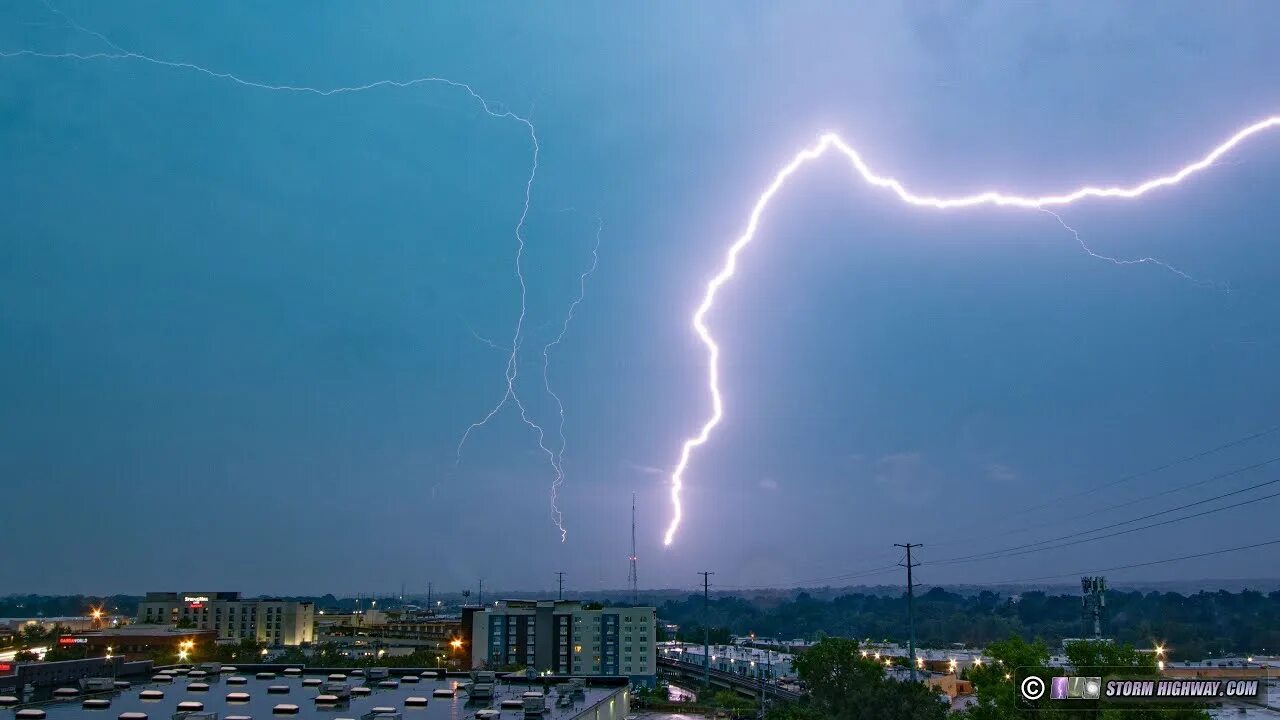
[543,215,603,541]
[664,119,1280,547]
[5,3,582,534]
[470,329,512,353]
[1039,208,1220,290]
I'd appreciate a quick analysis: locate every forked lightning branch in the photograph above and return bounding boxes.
[663,117,1280,546]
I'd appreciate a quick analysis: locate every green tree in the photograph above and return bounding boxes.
[1062,640,1207,720]
[971,637,1208,720]
[712,690,756,711]
[42,644,89,662]
[175,617,196,629]
[210,638,267,663]
[770,637,947,720]
[968,636,1051,720]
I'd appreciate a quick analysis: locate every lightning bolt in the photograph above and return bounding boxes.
[1039,209,1220,290]
[6,2,587,536]
[542,215,603,541]
[664,118,1280,547]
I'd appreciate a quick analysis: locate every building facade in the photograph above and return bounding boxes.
[470,600,656,686]
[58,626,218,660]
[136,592,314,646]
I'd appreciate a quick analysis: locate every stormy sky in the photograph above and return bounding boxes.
[2,1,1280,596]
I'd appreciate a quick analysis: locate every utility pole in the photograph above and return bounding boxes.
[628,493,639,606]
[556,572,565,601]
[896,543,922,682]
[426,582,433,611]
[478,579,484,607]
[699,571,715,689]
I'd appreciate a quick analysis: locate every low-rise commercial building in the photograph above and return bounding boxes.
[471,600,657,685]
[58,626,217,660]
[136,592,314,646]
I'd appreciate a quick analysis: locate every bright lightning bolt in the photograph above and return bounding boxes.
[5,2,586,536]
[543,215,603,541]
[663,118,1280,547]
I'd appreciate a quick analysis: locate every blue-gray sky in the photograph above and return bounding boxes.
[2,2,1280,595]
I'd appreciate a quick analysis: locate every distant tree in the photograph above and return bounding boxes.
[1063,640,1207,720]
[275,647,308,665]
[211,638,266,663]
[967,636,1051,720]
[42,644,88,662]
[712,690,756,711]
[971,637,1208,720]
[13,650,38,663]
[175,617,196,630]
[771,637,947,720]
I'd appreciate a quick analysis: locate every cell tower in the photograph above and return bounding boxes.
[1081,576,1106,639]
[628,492,639,605]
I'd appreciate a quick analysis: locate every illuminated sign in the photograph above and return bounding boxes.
[58,636,88,645]
[0,662,13,673]
[183,596,210,603]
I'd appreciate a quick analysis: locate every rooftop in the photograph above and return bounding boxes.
[4,667,627,720]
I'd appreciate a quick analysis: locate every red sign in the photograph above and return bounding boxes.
[0,662,13,673]
[58,636,88,645]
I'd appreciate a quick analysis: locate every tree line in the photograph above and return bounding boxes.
[654,587,1280,658]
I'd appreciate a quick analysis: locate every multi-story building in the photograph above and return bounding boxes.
[136,592,314,647]
[470,600,656,686]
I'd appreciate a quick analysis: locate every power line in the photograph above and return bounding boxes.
[700,430,1280,593]
[717,562,903,591]
[930,485,1280,566]
[923,422,1280,542]
[963,455,1280,544]
[1007,423,1280,516]
[974,537,1280,585]
[726,464,1280,589]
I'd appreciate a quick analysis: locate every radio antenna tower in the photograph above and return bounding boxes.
[628,492,639,605]
[1082,576,1107,639]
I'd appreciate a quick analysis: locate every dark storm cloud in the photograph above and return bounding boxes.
[2,1,1279,594]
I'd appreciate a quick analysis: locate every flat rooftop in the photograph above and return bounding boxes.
[3,667,627,720]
